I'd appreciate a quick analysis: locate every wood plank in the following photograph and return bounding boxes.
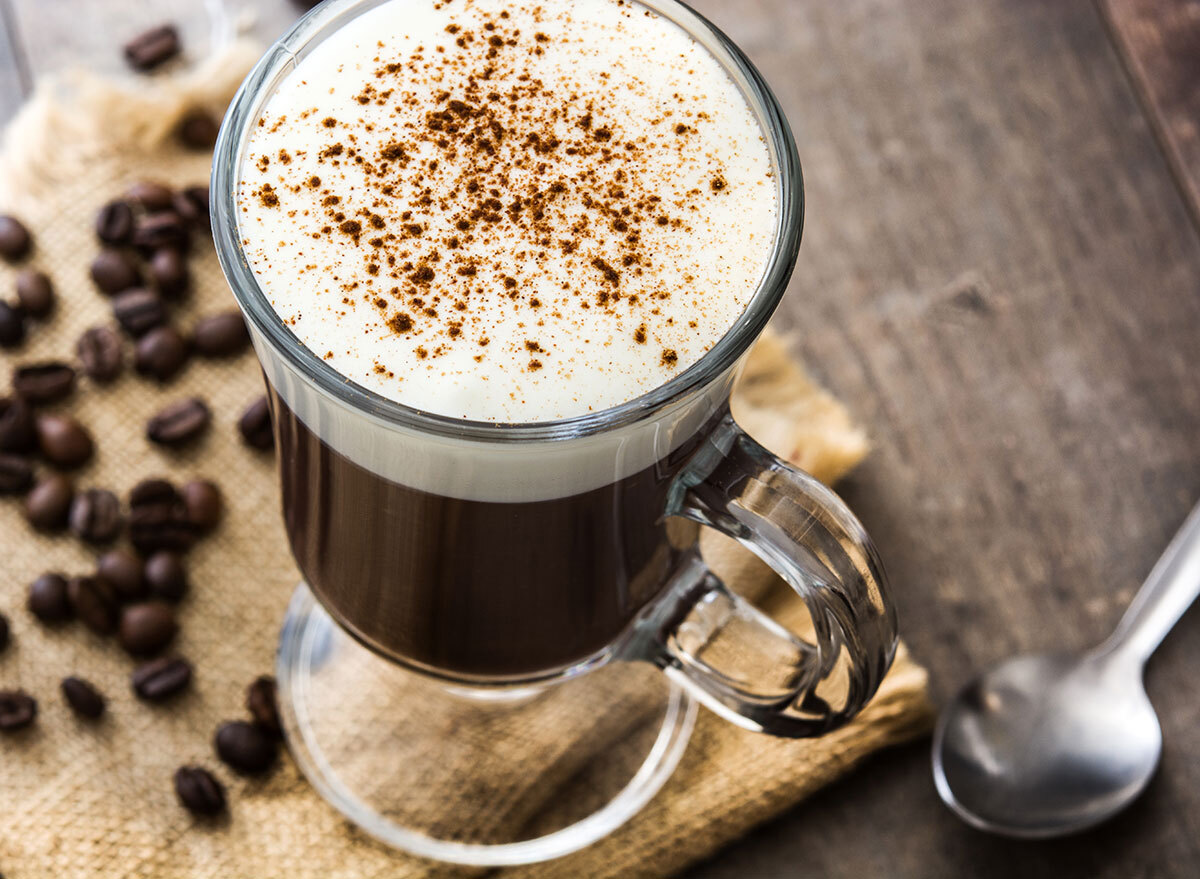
[1101,0,1200,229]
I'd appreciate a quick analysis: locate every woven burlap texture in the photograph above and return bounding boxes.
[0,49,932,879]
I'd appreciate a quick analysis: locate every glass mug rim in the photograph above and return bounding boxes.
[210,0,804,444]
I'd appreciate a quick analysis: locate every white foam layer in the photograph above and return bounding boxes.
[237,0,776,424]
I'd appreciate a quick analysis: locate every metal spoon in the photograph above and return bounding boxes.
[932,499,1200,838]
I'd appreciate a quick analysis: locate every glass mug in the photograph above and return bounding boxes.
[213,0,897,863]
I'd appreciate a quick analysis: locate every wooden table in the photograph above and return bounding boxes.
[2,1,1197,876]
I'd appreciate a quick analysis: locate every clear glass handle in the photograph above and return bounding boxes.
[631,414,898,737]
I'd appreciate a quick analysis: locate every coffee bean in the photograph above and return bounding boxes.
[0,301,26,348]
[144,551,188,602]
[126,180,174,211]
[192,311,249,358]
[124,24,180,71]
[135,326,189,381]
[67,576,118,635]
[12,361,76,404]
[132,656,192,701]
[178,108,220,150]
[119,601,177,655]
[36,413,94,469]
[29,573,72,622]
[148,248,189,299]
[25,474,73,531]
[95,200,134,245]
[147,397,210,447]
[15,269,54,318]
[238,397,273,450]
[0,453,33,494]
[215,720,278,774]
[129,479,195,554]
[182,479,221,532]
[76,326,124,382]
[132,211,189,254]
[69,488,123,543]
[174,766,226,816]
[90,249,141,295]
[61,676,105,719]
[0,395,36,452]
[0,611,9,652]
[113,288,166,337]
[0,689,36,731]
[246,676,282,738]
[172,185,210,228]
[0,215,31,261]
[97,549,146,602]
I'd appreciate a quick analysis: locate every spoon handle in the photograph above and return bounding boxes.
[1099,499,1200,666]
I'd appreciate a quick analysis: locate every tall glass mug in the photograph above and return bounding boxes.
[213,0,897,864]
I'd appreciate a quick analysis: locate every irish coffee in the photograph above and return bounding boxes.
[236,0,780,677]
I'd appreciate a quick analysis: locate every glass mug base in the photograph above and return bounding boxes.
[276,583,698,866]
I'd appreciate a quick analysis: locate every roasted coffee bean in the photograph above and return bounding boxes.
[28,573,72,622]
[172,185,210,228]
[147,397,210,447]
[25,474,74,531]
[0,215,31,261]
[132,211,189,254]
[0,395,36,452]
[0,453,33,494]
[0,689,36,731]
[174,766,226,816]
[144,551,188,602]
[129,479,194,554]
[90,248,141,295]
[36,413,94,469]
[132,656,192,701]
[12,361,76,404]
[15,269,54,318]
[246,676,282,738]
[215,720,278,774]
[69,488,123,543]
[76,325,124,382]
[148,248,189,299]
[182,479,221,532]
[130,477,178,507]
[177,108,219,150]
[118,601,177,655]
[192,311,248,358]
[61,676,106,719]
[124,24,180,71]
[67,576,119,635]
[95,200,134,245]
[113,288,166,337]
[135,326,189,381]
[0,301,26,348]
[126,180,174,211]
[238,397,273,450]
[0,611,9,652]
[97,549,147,602]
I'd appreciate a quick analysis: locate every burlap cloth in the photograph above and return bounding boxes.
[0,46,932,879]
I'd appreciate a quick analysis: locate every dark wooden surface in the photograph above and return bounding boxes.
[2,1,1199,877]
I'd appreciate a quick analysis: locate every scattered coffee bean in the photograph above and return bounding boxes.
[0,611,9,653]
[61,676,105,719]
[238,397,273,450]
[0,689,36,731]
[132,656,192,701]
[118,601,177,655]
[147,397,210,447]
[0,301,26,348]
[124,24,180,72]
[36,413,94,468]
[192,311,249,358]
[67,576,119,636]
[15,269,54,318]
[0,215,31,261]
[0,453,33,494]
[178,108,220,150]
[129,479,195,554]
[215,720,278,774]
[113,288,166,337]
[132,211,189,254]
[0,395,36,452]
[135,325,189,381]
[126,180,174,211]
[144,551,188,602]
[148,248,189,299]
[97,549,147,602]
[130,477,178,507]
[246,676,282,738]
[28,573,72,622]
[90,248,141,295]
[182,479,221,532]
[172,185,210,228]
[12,361,76,405]
[174,766,226,816]
[69,488,123,544]
[95,200,134,245]
[25,473,74,531]
[76,325,124,383]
